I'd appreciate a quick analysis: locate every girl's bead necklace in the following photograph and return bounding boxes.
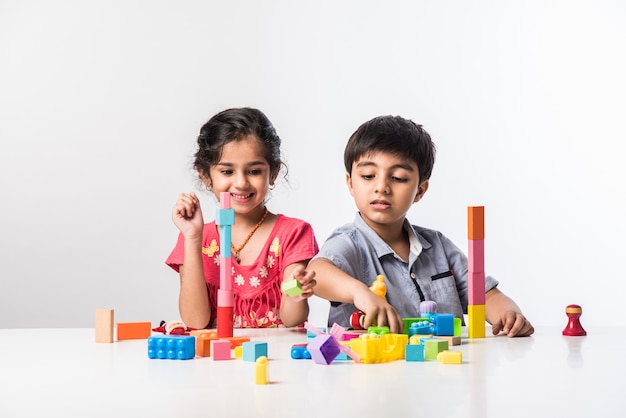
[231,207,269,263]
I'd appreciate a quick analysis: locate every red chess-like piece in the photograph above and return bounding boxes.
[562,304,587,336]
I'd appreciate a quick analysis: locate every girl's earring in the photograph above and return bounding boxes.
[269,183,275,191]
[206,184,213,193]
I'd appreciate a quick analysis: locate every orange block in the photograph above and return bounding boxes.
[192,331,218,357]
[223,336,251,349]
[467,206,484,240]
[117,322,152,340]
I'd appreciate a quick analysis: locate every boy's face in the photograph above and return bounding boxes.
[346,151,428,232]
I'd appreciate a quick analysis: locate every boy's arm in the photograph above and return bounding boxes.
[279,262,316,327]
[309,258,404,333]
[485,287,534,337]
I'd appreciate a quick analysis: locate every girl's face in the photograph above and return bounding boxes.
[208,135,274,216]
[347,151,428,232]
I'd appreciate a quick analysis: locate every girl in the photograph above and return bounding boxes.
[166,107,318,329]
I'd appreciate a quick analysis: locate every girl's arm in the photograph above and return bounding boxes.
[172,192,212,329]
[279,262,315,327]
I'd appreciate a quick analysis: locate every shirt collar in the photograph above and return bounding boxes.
[353,213,424,259]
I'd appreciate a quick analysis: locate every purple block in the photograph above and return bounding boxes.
[307,334,340,365]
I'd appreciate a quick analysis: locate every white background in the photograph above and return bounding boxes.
[1,0,624,329]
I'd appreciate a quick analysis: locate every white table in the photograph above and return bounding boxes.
[0,326,621,418]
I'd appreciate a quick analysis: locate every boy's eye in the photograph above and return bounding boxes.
[392,176,408,182]
[361,174,375,180]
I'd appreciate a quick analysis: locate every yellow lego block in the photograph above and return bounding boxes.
[350,333,408,363]
[437,350,462,364]
[408,334,433,345]
[255,356,268,384]
[468,304,486,338]
[234,345,243,358]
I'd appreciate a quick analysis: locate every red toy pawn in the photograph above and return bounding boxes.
[562,304,587,336]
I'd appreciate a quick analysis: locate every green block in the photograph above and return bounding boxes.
[402,317,429,335]
[424,339,449,360]
[281,279,302,297]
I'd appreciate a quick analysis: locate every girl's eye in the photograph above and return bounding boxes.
[249,169,262,175]
[221,170,233,175]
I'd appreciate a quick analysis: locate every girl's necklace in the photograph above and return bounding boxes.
[231,207,269,263]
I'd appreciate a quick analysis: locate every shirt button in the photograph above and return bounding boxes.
[410,273,416,279]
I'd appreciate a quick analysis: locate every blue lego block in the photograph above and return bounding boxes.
[290,344,312,359]
[243,341,268,362]
[215,208,235,226]
[405,344,425,362]
[435,314,455,336]
[147,335,195,360]
[409,321,434,337]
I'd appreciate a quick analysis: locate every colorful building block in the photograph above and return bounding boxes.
[405,344,425,362]
[468,304,486,338]
[211,340,232,360]
[467,206,484,240]
[255,356,268,384]
[234,345,243,358]
[242,341,268,362]
[402,317,429,335]
[350,333,408,364]
[468,271,486,305]
[95,309,114,343]
[290,344,312,359]
[307,334,341,365]
[435,335,462,346]
[223,336,251,349]
[434,313,455,336]
[147,335,195,360]
[281,278,303,297]
[367,326,390,335]
[437,350,462,364]
[424,338,449,360]
[191,330,218,357]
[217,192,234,339]
[117,322,152,340]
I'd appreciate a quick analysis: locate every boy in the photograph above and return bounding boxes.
[310,115,534,337]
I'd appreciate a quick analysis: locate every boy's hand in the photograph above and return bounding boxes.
[353,288,403,334]
[172,192,204,239]
[286,266,317,301]
[491,311,534,337]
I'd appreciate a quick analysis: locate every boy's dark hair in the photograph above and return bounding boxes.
[344,115,436,182]
[194,107,284,180]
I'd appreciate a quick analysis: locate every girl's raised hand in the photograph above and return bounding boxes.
[172,192,204,238]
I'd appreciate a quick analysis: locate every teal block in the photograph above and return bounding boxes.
[242,341,268,362]
[405,344,425,362]
[215,208,235,225]
[147,335,195,360]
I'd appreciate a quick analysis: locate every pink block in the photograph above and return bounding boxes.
[468,271,486,305]
[468,239,484,273]
[217,289,234,306]
[220,256,233,293]
[220,192,231,209]
[211,340,232,360]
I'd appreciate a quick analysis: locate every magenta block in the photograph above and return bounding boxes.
[468,271,486,305]
[468,239,484,273]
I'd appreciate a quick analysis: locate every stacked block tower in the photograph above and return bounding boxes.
[216,192,235,338]
[467,206,486,338]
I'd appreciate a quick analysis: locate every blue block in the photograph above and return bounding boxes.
[435,314,455,336]
[290,344,312,359]
[243,341,268,362]
[148,335,195,360]
[307,327,326,339]
[215,208,235,225]
[406,344,425,362]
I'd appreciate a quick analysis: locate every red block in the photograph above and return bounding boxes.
[468,271,486,305]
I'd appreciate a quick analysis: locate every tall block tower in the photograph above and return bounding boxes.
[216,192,235,338]
[467,206,486,338]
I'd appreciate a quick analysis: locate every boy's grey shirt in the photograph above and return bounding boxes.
[313,213,498,328]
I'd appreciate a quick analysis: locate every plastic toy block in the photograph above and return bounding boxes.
[329,323,346,340]
[468,239,484,273]
[234,346,243,358]
[468,304,486,338]
[424,339,449,360]
[409,322,433,337]
[307,326,326,339]
[434,314,455,336]
[147,335,195,360]
[223,336,251,349]
[217,191,234,339]
[369,275,387,300]
[409,334,433,345]
[335,342,351,361]
[435,335,461,346]
[563,304,587,336]
[195,332,219,357]
[468,271,486,305]
[350,333,408,364]
[454,317,462,337]
[211,340,232,360]
[215,208,235,226]
[281,278,303,297]
[367,326,390,335]
[242,341,268,362]
[342,331,363,341]
[95,309,114,343]
[255,356,268,384]
[405,343,425,362]
[307,334,341,365]
[467,206,484,240]
[437,350,462,364]
[419,301,437,317]
[291,344,312,359]
[401,318,429,335]
[117,322,152,340]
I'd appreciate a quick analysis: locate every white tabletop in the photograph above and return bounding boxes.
[0,326,620,418]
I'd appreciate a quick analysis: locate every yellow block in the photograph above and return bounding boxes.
[468,304,486,338]
[255,356,268,384]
